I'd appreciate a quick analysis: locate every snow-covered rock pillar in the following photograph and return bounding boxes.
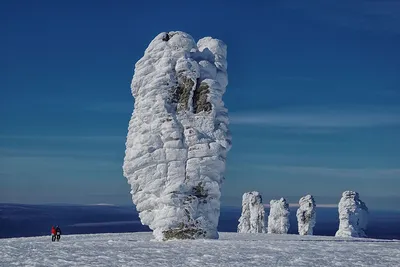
[267,198,290,234]
[296,195,316,235]
[335,191,368,238]
[123,31,231,241]
[237,191,266,233]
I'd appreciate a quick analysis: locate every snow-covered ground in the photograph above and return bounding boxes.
[1,232,399,266]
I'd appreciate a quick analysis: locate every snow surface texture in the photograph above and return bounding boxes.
[237,191,266,233]
[268,198,290,234]
[123,31,231,241]
[335,191,369,238]
[1,233,399,267]
[296,195,316,235]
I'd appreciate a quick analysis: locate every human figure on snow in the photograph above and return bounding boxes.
[51,226,56,242]
[55,225,62,241]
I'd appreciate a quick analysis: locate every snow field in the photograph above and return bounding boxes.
[1,232,399,267]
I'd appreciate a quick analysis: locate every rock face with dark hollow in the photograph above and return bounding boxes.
[123,31,231,241]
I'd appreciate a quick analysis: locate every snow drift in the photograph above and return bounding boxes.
[335,191,368,238]
[237,191,266,233]
[123,31,231,241]
[296,195,316,235]
[268,198,290,234]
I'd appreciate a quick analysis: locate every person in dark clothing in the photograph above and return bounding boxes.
[51,226,56,242]
[55,225,62,241]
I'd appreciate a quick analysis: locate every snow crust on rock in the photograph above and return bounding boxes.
[123,31,231,241]
[237,191,266,233]
[267,198,290,234]
[335,191,368,238]
[296,195,316,235]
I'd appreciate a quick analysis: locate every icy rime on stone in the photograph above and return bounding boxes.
[123,31,231,241]
[296,195,316,235]
[237,192,266,233]
[267,198,290,234]
[335,191,368,238]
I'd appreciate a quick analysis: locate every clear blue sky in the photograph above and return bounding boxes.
[1,0,399,208]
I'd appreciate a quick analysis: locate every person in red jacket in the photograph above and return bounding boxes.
[51,226,56,242]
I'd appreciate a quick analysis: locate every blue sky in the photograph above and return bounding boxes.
[1,0,399,208]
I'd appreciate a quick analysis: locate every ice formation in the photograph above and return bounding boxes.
[237,191,266,233]
[123,31,231,241]
[296,195,316,235]
[267,198,290,234]
[335,191,368,238]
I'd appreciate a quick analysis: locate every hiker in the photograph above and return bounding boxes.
[51,226,56,242]
[55,225,62,241]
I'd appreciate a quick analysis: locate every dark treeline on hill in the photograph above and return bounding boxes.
[0,204,399,240]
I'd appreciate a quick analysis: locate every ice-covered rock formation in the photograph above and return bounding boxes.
[123,31,231,241]
[296,195,316,235]
[335,191,368,238]
[237,191,266,233]
[267,198,290,234]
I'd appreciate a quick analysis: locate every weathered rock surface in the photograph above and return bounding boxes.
[267,198,290,234]
[237,191,266,233]
[296,195,316,235]
[335,191,368,238]
[123,31,231,241]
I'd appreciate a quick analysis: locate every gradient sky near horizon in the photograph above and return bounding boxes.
[1,0,399,207]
